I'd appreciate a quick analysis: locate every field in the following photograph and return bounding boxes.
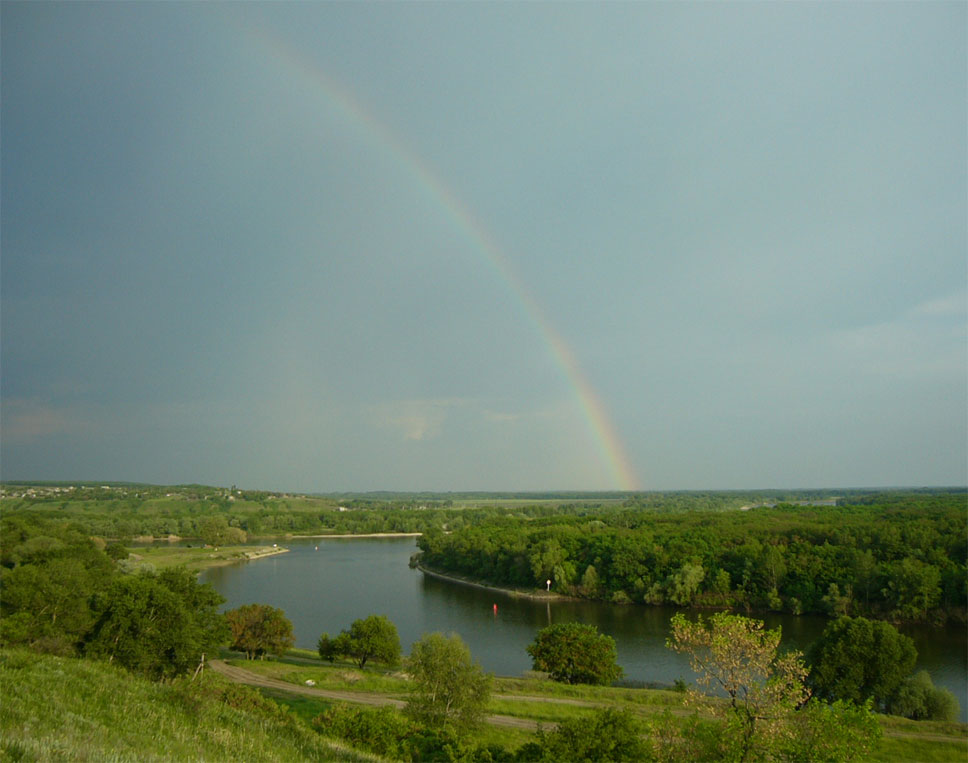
[127,544,289,572]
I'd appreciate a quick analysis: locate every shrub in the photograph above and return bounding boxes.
[313,703,412,760]
[532,708,647,762]
[527,623,622,686]
[890,670,960,721]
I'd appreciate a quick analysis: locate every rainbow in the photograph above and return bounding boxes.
[242,27,640,491]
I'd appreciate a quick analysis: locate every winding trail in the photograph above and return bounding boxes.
[208,660,967,746]
[208,660,545,730]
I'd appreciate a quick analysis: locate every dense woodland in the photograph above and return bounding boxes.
[3,484,965,624]
[415,491,967,624]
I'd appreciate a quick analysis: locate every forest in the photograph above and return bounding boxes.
[2,485,964,626]
[415,491,967,624]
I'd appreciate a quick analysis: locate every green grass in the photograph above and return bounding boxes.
[128,544,287,572]
[866,736,968,762]
[492,674,686,707]
[487,697,600,724]
[0,649,379,762]
[254,687,335,725]
[224,653,410,696]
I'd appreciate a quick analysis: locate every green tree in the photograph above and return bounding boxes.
[199,516,247,547]
[0,559,99,653]
[668,612,811,762]
[404,632,491,732]
[529,538,575,588]
[527,622,623,685]
[667,562,705,605]
[155,566,229,659]
[0,516,118,654]
[105,543,129,561]
[580,564,601,596]
[316,632,337,662]
[882,557,941,620]
[225,603,294,660]
[822,583,852,617]
[807,616,917,710]
[320,615,401,669]
[85,571,223,679]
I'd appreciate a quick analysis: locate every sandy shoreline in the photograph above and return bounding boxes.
[198,546,291,569]
[417,565,575,602]
[293,532,423,539]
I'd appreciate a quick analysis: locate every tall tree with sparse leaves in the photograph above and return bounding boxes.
[404,632,491,733]
[668,612,879,762]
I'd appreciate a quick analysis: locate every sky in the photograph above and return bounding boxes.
[2,2,965,493]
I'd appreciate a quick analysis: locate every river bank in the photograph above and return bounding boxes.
[417,564,577,602]
[294,532,423,539]
[129,544,289,572]
[126,531,424,543]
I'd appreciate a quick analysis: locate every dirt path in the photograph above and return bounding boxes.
[208,660,541,731]
[208,660,964,743]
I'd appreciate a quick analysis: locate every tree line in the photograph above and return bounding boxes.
[415,492,967,623]
[4,483,921,543]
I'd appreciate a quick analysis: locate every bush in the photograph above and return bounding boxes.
[889,670,960,721]
[531,708,647,762]
[526,623,622,686]
[313,703,413,760]
[313,703,513,762]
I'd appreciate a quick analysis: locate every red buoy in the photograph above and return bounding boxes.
[493,603,498,614]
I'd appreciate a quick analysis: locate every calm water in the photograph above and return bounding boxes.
[201,537,968,720]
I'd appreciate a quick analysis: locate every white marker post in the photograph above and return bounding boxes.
[546,579,551,591]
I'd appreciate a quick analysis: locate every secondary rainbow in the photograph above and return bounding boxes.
[244,26,640,491]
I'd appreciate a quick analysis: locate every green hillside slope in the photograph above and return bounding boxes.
[0,649,379,762]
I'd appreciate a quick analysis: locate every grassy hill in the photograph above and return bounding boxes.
[0,649,378,762]
[3,646,965,762]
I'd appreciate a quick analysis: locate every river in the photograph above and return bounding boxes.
[201,536,967,720]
